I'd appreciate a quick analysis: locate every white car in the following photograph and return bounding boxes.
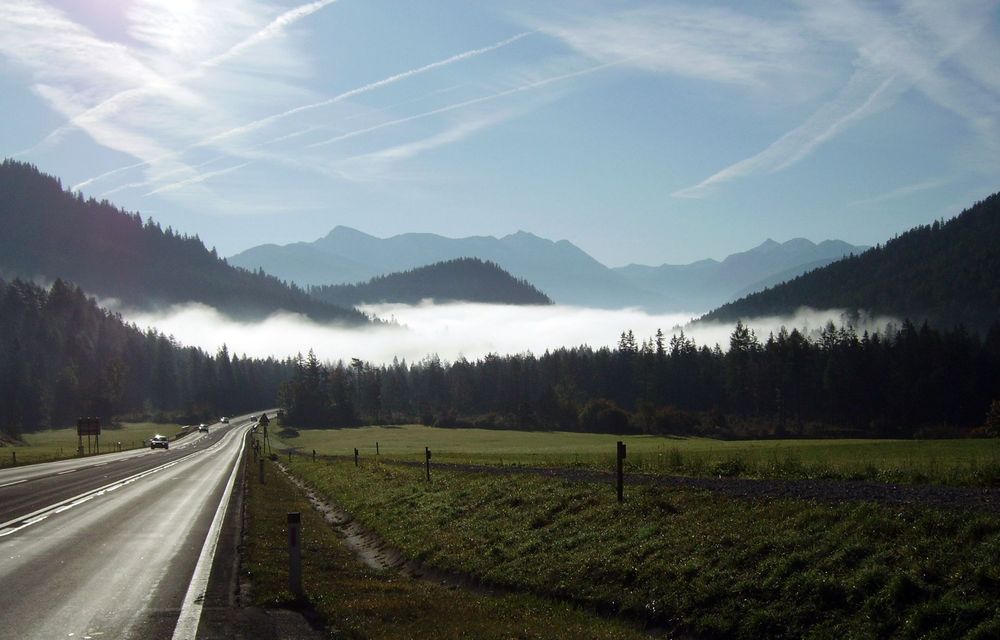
[150,435,169,450]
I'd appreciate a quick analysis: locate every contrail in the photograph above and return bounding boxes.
[50,0,342,186]
[308,58,623,148]
[203,0,340,69]
[145,162,251,196]
[73,160,148,191]
[97,156,231,198]
[201,32,532,145]
[71,32,529,193]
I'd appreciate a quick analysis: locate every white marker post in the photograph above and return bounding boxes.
[288,512,302,597]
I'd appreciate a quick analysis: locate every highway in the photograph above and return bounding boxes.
[0,414,261,639]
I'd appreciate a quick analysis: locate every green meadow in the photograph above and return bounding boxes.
[246,455,646,639]
[276,424,1000,486]
[279,457,1000,639]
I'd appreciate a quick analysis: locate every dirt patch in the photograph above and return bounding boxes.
[0,433,23,447]
[275,462,521,595]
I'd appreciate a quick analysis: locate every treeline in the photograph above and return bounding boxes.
[0,278,295,436]
[705,191,1000,334]
[0,159,367,324]
[308,257,552,307]
[280,320,1000,437]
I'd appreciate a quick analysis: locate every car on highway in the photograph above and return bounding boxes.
[198,424,209,433]
[150,435,169,450]
[221,416,229,423]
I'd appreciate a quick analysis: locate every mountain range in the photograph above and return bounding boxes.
[230,227,866,311]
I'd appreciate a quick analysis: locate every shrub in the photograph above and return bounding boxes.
[653,405,700,435]
[578,399,632,434]
[985,400,1000,437]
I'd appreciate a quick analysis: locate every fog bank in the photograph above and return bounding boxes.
[120,301,897,365]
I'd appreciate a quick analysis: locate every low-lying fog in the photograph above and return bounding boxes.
[121,302,896,364]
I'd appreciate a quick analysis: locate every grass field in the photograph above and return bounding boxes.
[0,422,184,468]
[246,453,648,638]
[275,424,1000,486]
[284,457,1000,639]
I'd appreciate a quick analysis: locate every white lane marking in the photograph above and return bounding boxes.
[171,429,248,640]
[0,479,27,488]
[92,463,109,467]
[0,439,233,538]
[0,431,243,536]
[57,469,78,475]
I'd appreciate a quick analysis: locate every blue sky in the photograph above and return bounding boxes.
[1,0,998,266]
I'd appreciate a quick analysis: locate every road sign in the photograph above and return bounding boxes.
[77,417,101,436]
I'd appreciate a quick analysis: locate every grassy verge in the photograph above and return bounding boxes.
[275,425,1000,486]
[244,454,648,639]
[285,457,1000,639]
[0,422,182,468]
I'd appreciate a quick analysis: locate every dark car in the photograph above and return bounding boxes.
[150,435,169,450]
[198,424,209,433]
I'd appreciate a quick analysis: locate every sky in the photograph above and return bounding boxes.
[2,0,999,267]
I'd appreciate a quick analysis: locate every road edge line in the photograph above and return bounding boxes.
[171,427,249,640]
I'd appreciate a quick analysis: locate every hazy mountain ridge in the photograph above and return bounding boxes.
[232,226,669,309]
[308,257,553,307]
[231,227,865,311]
[0,161,368,324]
[702,191,1000,333]
[614,237,865,310]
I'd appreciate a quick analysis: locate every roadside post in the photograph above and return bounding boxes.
[376,441,379,456]
[425,447,432,481]
[354,448,359,467]
[259,458,265,484]
[288,512,302,597]
[616,441,627,503]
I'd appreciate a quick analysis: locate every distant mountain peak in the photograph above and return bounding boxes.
[324,225,374,240]
[502,230,549,243]
[784,237,817,249]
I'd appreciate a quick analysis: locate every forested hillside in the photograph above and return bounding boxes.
[0,160,367,324]
[309,258,552,307]
[703,192,1000,333]
[5,273,997,439]
[0,278,295,435]
[280,320,1000,437]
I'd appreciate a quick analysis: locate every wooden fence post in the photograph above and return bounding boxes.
[288,512,302,596]
[616,441,627,503]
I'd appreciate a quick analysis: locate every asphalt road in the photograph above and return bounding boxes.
[0,413,264,639]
